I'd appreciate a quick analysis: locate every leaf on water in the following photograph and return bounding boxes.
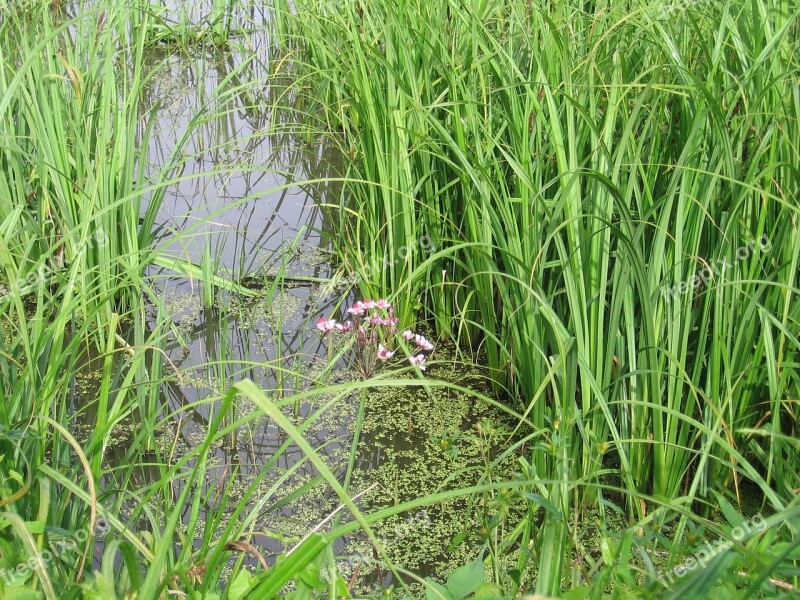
[445,556,485,599]
[447,531,469,552]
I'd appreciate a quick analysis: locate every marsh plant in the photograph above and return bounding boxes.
[273,0,800,595]
[316,298,434,377]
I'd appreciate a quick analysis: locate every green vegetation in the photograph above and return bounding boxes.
[270,0,800,595]
[0,0,798,598]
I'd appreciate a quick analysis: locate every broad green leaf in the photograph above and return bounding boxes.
[228,569,253,600]
[473,582,504,598]
[445,557,485,599]
[3,587,44,600]
[425,579,454,600]
[23,521,44,535]
[711,492,746,529]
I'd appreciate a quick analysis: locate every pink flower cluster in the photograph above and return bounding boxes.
[315,298,434,376]
[401,330,433,370]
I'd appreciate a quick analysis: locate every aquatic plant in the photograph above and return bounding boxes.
[316,299,434,378]
[0,1,262,343]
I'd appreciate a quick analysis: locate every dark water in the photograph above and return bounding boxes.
[67,6,361,574]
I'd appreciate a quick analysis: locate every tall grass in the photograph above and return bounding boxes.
[0,1,259,334]
[0,3,162,328]
[271,0,800,592]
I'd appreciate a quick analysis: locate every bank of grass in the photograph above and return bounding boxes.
[0,2,168,333]
[270,0,800,595]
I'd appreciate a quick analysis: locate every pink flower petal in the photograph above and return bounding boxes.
[335,320,353,332]
[408,354,427,370]
[377,343,396,360]
[315,316,337,333]
[347,302,365,316]
[414,334,434,351]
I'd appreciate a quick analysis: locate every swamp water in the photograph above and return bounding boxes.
[65,12,529,596]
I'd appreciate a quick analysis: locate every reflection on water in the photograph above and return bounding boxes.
[118,18,354,542]
[64,3,361,577]
[130,12,353,515]
[143,38,343,273]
